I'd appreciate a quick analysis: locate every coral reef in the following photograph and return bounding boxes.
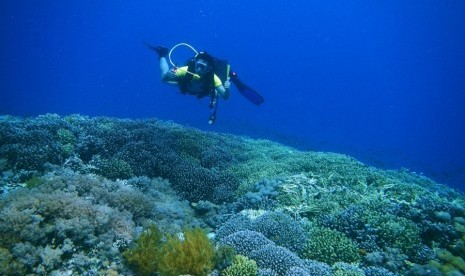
[1,114,465,275]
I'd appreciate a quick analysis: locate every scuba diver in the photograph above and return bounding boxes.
[146,42,264,124]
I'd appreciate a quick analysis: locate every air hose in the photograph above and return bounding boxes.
[168,42,199,68]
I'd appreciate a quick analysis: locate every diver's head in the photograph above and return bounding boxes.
[194,52,214,76]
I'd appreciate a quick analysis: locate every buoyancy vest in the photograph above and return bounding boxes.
[178,59,216,99]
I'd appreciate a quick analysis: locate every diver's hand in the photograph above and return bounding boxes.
[224,80,230,89]
[161,68,178,82]
[166,69,178,79]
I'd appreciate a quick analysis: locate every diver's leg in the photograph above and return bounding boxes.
[144,43,169,79]
[159,56,169,78]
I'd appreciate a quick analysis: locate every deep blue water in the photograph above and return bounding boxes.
[1,1,465,190]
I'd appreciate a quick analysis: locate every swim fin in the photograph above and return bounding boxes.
[229,72,265,105]
[144,42,168,58]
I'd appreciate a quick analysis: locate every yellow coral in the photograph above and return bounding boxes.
[124,226,215,276]
[157,228,215,276]
[123,225,162,276]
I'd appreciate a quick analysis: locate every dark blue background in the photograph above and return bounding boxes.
[1,1,465,189]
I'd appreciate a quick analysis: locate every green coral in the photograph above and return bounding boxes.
[61,143,75,157]
[331,262,364,276]
[432,249,465,274]
[57,128,76,145]
[365,211,421,255]
[0,247,27,275]
[25,176,44,189]
[100,158,133,180]
[57,128,76,157]
[124,226,215,276]
[214,245,236,271]
[302,226,361,265]
[0,158,7,171]
[227,139,387,199]
[173,129,214,164]
[222,254,258,276]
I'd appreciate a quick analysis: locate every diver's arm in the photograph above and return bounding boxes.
[159,59,179,85]
[161,70,179,84]
[158,56,178,85]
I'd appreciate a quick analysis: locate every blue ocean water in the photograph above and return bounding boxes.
[1,1,464,190]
